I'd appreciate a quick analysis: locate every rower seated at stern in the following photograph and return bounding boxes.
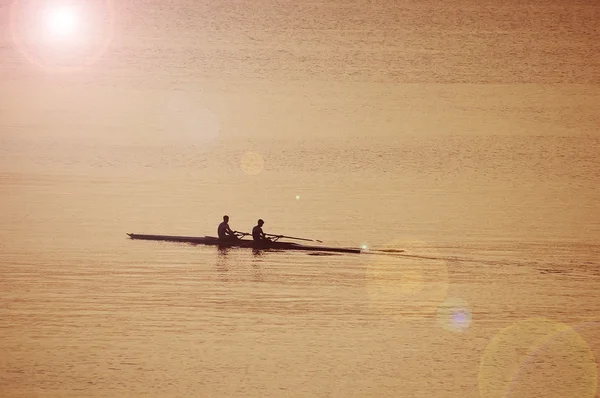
[252,219,270,241]
[218,215,238,240]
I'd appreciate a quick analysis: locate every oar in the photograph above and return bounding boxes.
[234,231,250,237]
[265,234,323,243]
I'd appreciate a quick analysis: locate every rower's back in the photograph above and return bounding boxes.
[252,225,261,241]
[218,215,230,239]
[252,219,265,241]
[218,222,228,239]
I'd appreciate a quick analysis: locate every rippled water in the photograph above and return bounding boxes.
[2,0,600,396]
[1,134,599,397]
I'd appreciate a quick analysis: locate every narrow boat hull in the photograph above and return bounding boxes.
[127,234,361,254]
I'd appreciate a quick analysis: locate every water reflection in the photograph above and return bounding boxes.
[215,247,229,282]
[213,246,265,283]
[251,249,264,282]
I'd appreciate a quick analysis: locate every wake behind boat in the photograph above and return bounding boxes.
[127,233,362,254]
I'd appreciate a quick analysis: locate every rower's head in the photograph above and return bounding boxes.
[257,219,264,226]
[223,215,229,222]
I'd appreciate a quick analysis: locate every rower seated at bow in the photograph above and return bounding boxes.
[218,215,240,240]
[252,219,271,241]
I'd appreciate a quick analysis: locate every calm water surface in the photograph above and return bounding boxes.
[1,135,599,397]
[1,0,600,396]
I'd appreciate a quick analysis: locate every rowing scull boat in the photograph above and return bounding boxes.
[127,233,361,254]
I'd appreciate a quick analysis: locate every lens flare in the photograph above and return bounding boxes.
[437,298,472,333]
[241,151,265,176]
[161,92,220,146]
[479,318,597,398]
[365,238,448,319]
[45,6,78,39]
[9,0,115,72]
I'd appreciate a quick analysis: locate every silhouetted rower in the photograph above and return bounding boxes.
[252,219,269,241]
[218,215,238,240]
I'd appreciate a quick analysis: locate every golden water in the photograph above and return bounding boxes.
[1,0,599,396]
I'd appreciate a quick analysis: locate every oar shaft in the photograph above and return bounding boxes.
[265,234,320,242]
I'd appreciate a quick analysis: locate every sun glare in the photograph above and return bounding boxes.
[44,6,79,39]
[10,0,115,71]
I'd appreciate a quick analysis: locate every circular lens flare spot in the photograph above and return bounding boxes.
[508,325,597,398]
[479,317,597,398]
[295,195,300,201]
[241,151,265,176]
[437,298,471,333]
[365,238,448,319]
[161,93,220,146]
